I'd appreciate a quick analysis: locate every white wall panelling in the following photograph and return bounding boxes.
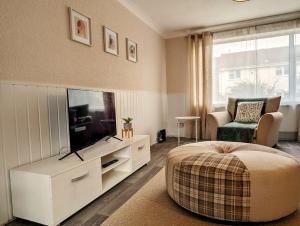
[0,84,69,225]
[0,82,163,225]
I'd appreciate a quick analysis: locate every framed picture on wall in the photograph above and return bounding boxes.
[69,8,92,46]
[103,26,119,56]
[126,38,137,63]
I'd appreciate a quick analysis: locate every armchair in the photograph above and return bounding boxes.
[207,96,283,147]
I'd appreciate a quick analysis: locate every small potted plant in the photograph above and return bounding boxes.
[122,117,133,129]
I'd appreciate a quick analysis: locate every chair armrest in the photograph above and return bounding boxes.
[257,112,283,147]
[207,111,232,140]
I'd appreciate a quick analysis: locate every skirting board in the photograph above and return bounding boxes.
[279,132,298,141]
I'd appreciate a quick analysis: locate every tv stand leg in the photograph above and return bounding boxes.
[58,152,72,160]
[105,136,123,142]
[74,151,84,161]
[59,151,84,161]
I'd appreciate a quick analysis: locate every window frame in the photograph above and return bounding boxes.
[212,31,300,105]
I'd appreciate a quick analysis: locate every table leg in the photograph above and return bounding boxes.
[195,119,198,143]
[177,121,180,146]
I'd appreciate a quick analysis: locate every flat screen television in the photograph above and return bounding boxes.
[66,88,117,154]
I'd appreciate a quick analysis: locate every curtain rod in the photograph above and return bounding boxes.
[189,11,300,35]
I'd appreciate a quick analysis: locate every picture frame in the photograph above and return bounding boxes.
[126,38,138,63]
[103,26,119,56]
[69,8,92,46]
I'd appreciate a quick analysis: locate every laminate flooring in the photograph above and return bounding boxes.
[7,138,300,226]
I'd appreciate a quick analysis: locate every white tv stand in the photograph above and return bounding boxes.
[10,135,150,226]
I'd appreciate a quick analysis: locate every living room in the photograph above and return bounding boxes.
[0,0,300,225]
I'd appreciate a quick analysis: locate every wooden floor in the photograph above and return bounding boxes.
[7,138,300,226]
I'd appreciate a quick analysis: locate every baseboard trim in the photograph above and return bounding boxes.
[1,217,16,226]
[279,132,298,141]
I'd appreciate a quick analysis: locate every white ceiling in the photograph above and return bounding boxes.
[118,0,300,38]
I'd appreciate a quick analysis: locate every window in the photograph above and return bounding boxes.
[276,67,283,76]
[228,72,235,80]
[283,65,289,75]
[236,70,241,79]
[275,65,289,77]
[227,70,241,80]
[213,33,299,104]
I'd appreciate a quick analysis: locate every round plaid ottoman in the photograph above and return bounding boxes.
[166,141,300,222]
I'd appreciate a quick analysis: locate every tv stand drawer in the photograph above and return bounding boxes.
[52,158,101,224]
[131,137,150,170]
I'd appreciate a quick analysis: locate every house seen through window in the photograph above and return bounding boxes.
[213,33,300,104]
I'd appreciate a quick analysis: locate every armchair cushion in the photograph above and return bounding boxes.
[217,122,258,143]
[234,101,264,123]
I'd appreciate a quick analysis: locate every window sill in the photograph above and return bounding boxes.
[213,102,300,108]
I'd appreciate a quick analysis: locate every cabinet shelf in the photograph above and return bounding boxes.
[102,170,130,193]
[101,157,130,174]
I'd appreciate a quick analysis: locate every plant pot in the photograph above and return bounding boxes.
[123,123,132,129]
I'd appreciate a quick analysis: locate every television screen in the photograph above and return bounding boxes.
[67,89,117,152]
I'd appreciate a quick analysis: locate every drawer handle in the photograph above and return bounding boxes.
[71,172,89,182]
[138,145,145,150]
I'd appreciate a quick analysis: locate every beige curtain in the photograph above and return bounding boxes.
[186,32,213,140]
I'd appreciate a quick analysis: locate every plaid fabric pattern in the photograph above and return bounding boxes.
[173,152,250,222]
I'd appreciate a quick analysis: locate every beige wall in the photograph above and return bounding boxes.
[166,37,188,94]
[0,1,166,224]
[166,37,189,136]
[0,0,165,93]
